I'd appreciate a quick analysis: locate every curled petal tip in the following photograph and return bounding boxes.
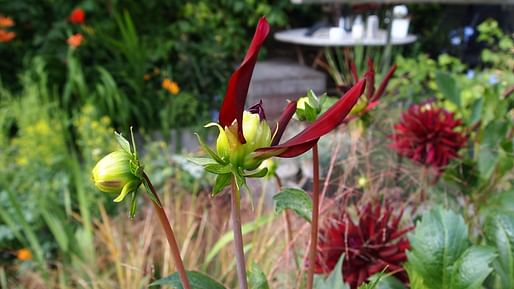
[219,17,270,143]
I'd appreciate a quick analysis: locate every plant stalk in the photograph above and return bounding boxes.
[231,176,249,289]
[306,144,320,289]
[143,173,191,289]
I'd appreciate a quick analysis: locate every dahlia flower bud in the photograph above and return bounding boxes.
[295,90,321,122]
[92,150,142,202]
[214,110,271,170]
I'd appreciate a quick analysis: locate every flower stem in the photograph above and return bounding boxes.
[143,173,191,289]
[306,144,320,289]
[231,176,249,289]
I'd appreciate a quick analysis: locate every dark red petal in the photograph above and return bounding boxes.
[371,64,397,102]
[255,78,366,158]
[271,100,297,146]
[218,17,270,143]
[366,58,375,100]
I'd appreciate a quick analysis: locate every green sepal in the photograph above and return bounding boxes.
[213,174,232,196]
[234,168,255,210]
[115,131,131,153]
[273,188,313,222]
[205,164,232,175]
[195,133,225,164]
[129,191,137,219]
[243,168,268,178]
[233,169,247,191]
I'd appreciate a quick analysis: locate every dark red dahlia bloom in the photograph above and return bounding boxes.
[314,203,412,289]
[69,8,85,24]
[389,103,467,170]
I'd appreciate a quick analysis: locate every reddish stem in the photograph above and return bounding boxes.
[306,144,320,289]
[143,173,191,289]
[231,176,249,289]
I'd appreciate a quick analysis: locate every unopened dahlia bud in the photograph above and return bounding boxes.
[295,90,321,122]
[214,110,272,170]
[92,150,142,202]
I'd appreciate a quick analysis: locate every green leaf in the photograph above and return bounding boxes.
[273,188,312,222]
[314,254,349,289]
[406,207,495,289]
[482,189,514,215]
[449,246,496,289]
[150,271,226,289]
[213,174,231,196]
[468,98,483,125]
[485,213,514,289]
[435,71,460,107]
[372,275,407,289]
[248,263,270,289]
[115,131,131,153]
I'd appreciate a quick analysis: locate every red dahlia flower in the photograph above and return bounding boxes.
[213,17,369,164]
[69,8,85,24]
[389,103,467,170]
[314,203,412,289]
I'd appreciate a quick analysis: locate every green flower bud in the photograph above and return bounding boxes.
[92,150,142,202]
[214,111,272,170]
[295,90,322,122]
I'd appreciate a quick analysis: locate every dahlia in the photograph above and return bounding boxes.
[390,103,467,170]
[314,203,412,289]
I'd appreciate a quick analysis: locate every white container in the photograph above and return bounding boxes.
[366,15,379,39]
[329,27,345,41]
[392,18,410,38]
[352,16,364,39]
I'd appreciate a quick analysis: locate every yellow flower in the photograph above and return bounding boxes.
[162,79,180,95]
[16,248,32,261]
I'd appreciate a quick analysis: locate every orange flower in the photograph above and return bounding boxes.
[143,74,151,81]
[16,248,32,261]
[67,33,84,48]
[162,79,180,95]
[68,8,85,24]
[0,29,15,43]
[0,16,14,28]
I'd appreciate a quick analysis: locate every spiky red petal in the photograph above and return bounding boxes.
[219,17,270,144]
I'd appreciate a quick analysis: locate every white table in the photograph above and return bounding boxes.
[274,28,417,47]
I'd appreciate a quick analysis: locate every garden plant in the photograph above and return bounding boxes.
[1,3,513,289]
